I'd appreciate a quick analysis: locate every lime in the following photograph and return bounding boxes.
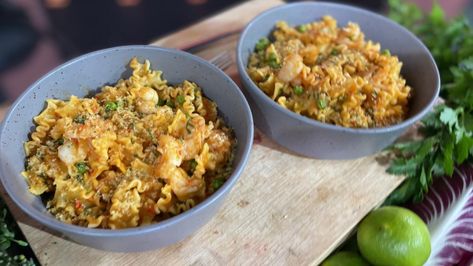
[357,206,431,266]
[321,251,370,266]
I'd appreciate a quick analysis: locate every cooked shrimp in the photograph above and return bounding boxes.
[206,129,232,169]
[182,116,207,160]
[155,135,204,200]
[136,87,159,114]
[169,167,204,200]
[57,141,87,166]
[278,54,303,82]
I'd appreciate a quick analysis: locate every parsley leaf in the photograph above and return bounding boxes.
[187,159,198,176]
[176,95,185,105]
[211,178,225,190]
[157,98,166,107]
[75,162,89,175]
[73,115,86,124]
[0,199,37,265]
[386,0,473,204]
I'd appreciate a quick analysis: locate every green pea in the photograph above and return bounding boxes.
[105,101,118,112]
[294,86,304,95]
[255,37,270,51]
[296,24,308,33]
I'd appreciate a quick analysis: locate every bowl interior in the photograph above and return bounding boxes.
[0,45,253,234]
[238,2,439,124]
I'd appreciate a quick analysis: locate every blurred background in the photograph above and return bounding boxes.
[0,0,472,105]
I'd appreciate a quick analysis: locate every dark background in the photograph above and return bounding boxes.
[0,0,471,103]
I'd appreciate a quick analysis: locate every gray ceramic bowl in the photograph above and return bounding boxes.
[237,2,439,159]
[0,45,253,251]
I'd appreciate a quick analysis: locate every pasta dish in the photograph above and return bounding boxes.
[247,16,411,128]
[22,58,235,229]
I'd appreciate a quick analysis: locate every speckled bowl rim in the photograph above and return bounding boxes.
[0,45,254,237]
[237,2,440,134]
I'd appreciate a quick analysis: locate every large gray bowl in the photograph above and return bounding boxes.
[237,2,439,159]
[0,46,253,251]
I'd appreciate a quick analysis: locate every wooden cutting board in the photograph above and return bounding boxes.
[0,0,405,265]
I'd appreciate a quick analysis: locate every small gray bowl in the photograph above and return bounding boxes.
[237,2,439,159]
[0,45,253,251]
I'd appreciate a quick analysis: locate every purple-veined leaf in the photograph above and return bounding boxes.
[408,163,473,266]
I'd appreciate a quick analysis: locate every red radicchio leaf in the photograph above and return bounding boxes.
[408,163,473,266]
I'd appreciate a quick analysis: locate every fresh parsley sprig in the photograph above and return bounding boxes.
[385,0,473,205]
[0,198,36,266]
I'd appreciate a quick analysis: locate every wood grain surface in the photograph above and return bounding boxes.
[0,0,405,265]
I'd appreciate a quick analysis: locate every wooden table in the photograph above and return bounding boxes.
[0,0,405,265]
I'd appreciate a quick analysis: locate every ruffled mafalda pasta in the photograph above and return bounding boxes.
[247,16,411,128]
[22,58,236,229]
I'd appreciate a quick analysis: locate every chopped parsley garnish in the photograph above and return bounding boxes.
[73,115,86,124]
[75,162,89,175]
[157,98,166,107]
[255,37,270,52]
[293,86,304,95]
[330,49,340,56]
[147,128,156,144]
[188,159,198,175]
[105,101,118,112]
[211,178,225,190]
[176,95,185,105]
[186,119,194,134]
[166,99,175,108]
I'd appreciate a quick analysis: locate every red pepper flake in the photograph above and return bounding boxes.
[75,199,82,209]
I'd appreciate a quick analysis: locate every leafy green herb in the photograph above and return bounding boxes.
[330,49,340,56]
[293,86,304,95]
[157,98,166,107]
[75,162,89,175]
[166,99,175,108]
[255,37,270,52]
[211,178,225,190]
[388,0,423,31]
[296,24,308,33]
[73,115,86,124]
[385,1,473,204]
[104,101,118,112]
[188,159,198,175]
[0,199,37,266]
[267,52,280,68]
[176,95,185,105]
[186,119,194,134]
[147,128,156,144]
